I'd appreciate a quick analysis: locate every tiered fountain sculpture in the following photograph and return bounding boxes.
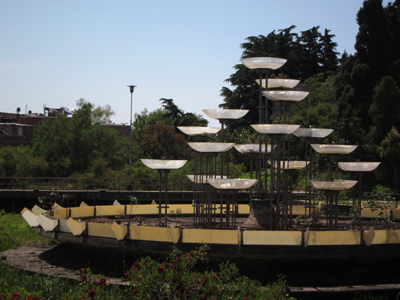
[208,178,257,229]
[184,109,249,228]
[187,141,235,227]
[293,128,334,216]
[140,159,187,227]
[308,144,358,229]
[144,56,380,232]
[178,126,222,227]
[338,161,381,226]
[240,57,313,229]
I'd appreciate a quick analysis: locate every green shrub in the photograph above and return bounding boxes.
[126,243,296,300]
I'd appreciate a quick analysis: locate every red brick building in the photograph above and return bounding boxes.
[0,111,56,146]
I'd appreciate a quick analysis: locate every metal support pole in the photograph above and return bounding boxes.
[127,85,136,189]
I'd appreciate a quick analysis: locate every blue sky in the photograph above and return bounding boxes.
[0,0,391,127]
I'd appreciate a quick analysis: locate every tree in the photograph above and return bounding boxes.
[0,146,49,177]
[133,108,171,131]
[133,99,208,131]
[32,114,73,176]
[355,0,390,79]
[219,26,339,128]
[378,127,400,190]
[320,29,339,74]
[138,124,192,160]
[298,26,323,80]
[76,98,115,124]
[368,76,400,144]
[160,98,184,121]
[160,98,208,127]
[335,0,400,163]
[32,103,128,177]
[290,74,338,132]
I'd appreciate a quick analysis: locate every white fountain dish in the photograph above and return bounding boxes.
[308,179,358,191]
[269,161,309,170]
[207,178,258,190]
[234,144,273,154]
[140,159,187,170]
[202,109,249,120]
[262,90,309,101]
[241,57,287,70]
[255,78,300,89]
[338,162,381,172]
[251,124,301,135]
[186,175,227,184]
[311,144,358,155]
[188,142,235,153]
[177,126,221,136]
[293,128,334,139]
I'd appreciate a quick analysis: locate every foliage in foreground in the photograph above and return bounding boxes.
[0,263,130,300]
[0,243,296,300]
[126,243,293,300]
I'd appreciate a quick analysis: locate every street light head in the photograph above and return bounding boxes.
[127,85,136,94]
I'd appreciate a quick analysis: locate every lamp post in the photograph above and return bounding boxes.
[127,85,136,189]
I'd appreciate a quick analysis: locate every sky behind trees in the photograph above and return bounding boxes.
[0,0,391,127]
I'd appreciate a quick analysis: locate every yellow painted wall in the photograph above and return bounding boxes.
[127,204,159,215]
[166,204,193,215]
[391,209,400,219]
[182,229,239,245]
[70,206,95,218]
[87,222,115,238]
[291,205,308,215]
[95,205,125,217]
[371,229,400,244]
[243,230,302,246]
[238,204,250,214]
[361,207,388,219]
[129,226,180,243]
[307,230,361,246]
[66,218,86,236]
[53,208,69,219]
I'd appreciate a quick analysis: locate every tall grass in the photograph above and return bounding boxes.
[0,210,50,252]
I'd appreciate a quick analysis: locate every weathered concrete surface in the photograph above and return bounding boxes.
[0,244,128,286]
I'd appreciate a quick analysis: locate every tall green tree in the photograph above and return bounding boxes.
[355,0,390,80]
[160,98,208,127]
[133,99,208,131]
[133,108,171,132]
[32,103,128,177]
[220,26,339,127]
[335,0,400,159]
[378,127,400,190]
[298,26,323,80]
[320,29,339,74]
[137,124,192,160]
[333,0,400,188]
[368,76,400,144]
[76,98,115,124]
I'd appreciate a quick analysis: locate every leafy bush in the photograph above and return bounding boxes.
[126,243,295,300]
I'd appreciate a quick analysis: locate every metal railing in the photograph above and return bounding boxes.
[0,177,194,192]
